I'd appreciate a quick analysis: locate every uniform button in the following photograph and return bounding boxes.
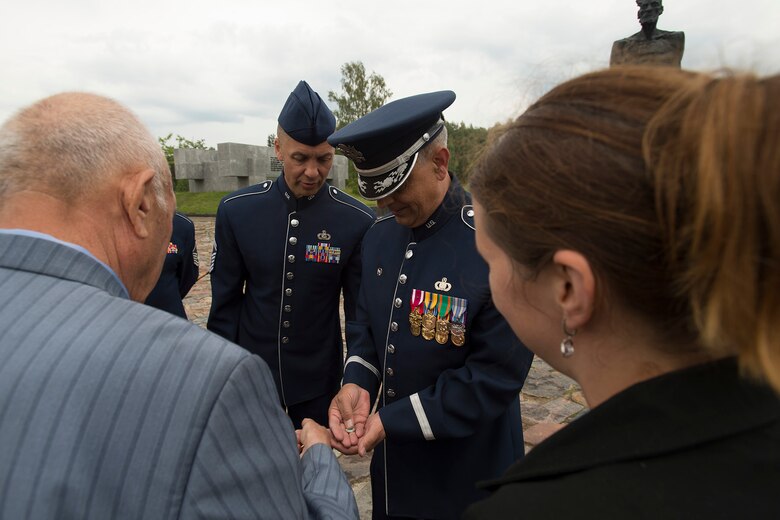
[405,250,413,259]
[281,337,289,344]
[283,321,290,328]
[467,209,475,217]
[394,298,402,308]
[285,288,293,296]
[284,305,292,312]
[386,367,394,377]
[288,255,295,263]
[390,322,398,332]
[377,268,383,276]
[399,274,407,284]
[287,272,294,280]
[289,237,298,245]
[387,344,395,354]
[386,388,396,398]
[291,219,299,227]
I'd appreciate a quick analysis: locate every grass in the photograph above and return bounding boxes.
[175,191,230,216]
[175,184,376,217]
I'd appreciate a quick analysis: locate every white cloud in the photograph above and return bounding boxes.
[1,0,778,146]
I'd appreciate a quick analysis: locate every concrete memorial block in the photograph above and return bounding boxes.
[174,142,350,193]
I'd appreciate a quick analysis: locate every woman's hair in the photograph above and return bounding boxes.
[470,66,780,392]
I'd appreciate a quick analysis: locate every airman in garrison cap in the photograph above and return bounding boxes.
[327,91,534,519]
[207,81,375,428]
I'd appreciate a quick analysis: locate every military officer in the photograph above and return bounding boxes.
[327,91,534,519]
[207,80,375,428]
[145,211,199,318]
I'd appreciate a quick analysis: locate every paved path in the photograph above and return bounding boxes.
[182,216,586,519]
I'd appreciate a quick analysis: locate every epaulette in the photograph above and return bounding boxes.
[326,186,375,220]
[174,212,193,224]
[222,181,273,204]
[460,205,476,231]
[371,213,396,228]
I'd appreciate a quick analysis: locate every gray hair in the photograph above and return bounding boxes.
[0,92,170,208]
[419,123,448,160]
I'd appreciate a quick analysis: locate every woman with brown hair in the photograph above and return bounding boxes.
[463,66,780,518]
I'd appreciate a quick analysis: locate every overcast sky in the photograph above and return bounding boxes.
[2,1,778,146]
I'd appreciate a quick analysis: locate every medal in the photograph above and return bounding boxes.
[450,296,468,347]
[421,291,438,341]
[435,295,451,344]
[409,289,424,336]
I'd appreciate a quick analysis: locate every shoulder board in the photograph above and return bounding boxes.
[326,186,375,220]
[174,212,193,225]
[222,181,273,204]
[373,214,396,226]
[460,205,476,231]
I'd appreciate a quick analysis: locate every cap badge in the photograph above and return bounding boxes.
[317,229,332,241]
[434,277,452,292]
[337,144,365,164]
[373,163,407,194]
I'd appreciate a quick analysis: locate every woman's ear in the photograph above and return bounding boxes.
[551,250,596,331]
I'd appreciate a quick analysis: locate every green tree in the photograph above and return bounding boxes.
[445,121,489,182]
[328,61,392,130]
[328,61,392,189]
[158,134,213,191]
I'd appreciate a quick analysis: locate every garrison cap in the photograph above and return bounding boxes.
[278,80,336,146]
[327,90,455,200]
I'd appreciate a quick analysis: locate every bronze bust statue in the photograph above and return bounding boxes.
[610,0,685,67]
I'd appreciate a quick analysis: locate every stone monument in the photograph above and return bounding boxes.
[610,0,685,67]
[174,142,349,193]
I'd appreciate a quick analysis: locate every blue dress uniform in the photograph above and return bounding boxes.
[329,91,534,519]
[208,177,374,416]
[145,212,199,318]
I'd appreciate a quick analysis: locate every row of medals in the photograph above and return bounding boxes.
[409,301,466,346]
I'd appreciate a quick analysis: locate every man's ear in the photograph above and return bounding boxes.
[551,250,596,331]
[431,146,450,179]
[120,168,158,239]
[274,137,283,162]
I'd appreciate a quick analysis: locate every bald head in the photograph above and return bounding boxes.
[0,92,169,205]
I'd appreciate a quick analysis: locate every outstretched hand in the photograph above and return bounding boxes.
[328,383,371,453]
[295,418,332,457]
[357,412,386,457]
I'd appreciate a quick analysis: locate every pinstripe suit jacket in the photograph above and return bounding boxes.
[0,231,357,519]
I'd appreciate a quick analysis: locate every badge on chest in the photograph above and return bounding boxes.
[305,229,341,264]
[409,278,468,347]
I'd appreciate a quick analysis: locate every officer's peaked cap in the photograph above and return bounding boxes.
[327,90,455,200]
[278,80,336,146]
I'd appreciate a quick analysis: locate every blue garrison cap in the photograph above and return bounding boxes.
[327,90,455,200]
[278,80,336,146]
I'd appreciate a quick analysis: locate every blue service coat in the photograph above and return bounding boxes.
[343,176,534,519]
[145,212,199,318]
[208,175,375,406]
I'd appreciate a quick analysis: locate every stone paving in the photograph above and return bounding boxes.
[182,216,587,519]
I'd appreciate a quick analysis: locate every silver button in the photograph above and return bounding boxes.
[405,250,413,259]
[377,268,383,276]
[386,388,396,398]
[284,305,292,312]
[286,272,294,280]
[288,255,295,263]
[283,321,290,328]
[289,237,298,245]
[394,298,402,308]
[387,344,396,354]
[281,337,289,344]
[291,219,299,227]
[285,288,293,296]
[386,367,394,376]
[390,322,398,332]
[467,209,475,217]
[399,274,407,284]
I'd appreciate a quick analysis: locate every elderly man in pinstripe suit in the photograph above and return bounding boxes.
[0,92,357,519]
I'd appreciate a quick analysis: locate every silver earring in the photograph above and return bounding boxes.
[560,319,576,358]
